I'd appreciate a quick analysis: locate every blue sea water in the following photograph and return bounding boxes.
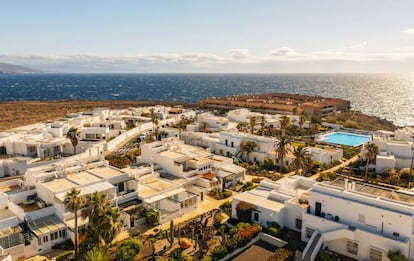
[0,73,413,126]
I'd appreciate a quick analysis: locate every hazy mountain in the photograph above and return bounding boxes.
[0,62,41,74]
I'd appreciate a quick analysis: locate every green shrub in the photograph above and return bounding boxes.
[211,245,228,260]
[222,190,232,198]
[388,250,408,261]
[113,238,143,261]
[145,208,160,226]
[219,201,232,216]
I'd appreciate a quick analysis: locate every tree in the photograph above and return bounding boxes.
[85,247,112,261]
[274,136,291,172]
[260,116,267,135]
[64,188,83,257]
[66,127,80,155]
[279,116,291,137]
[364,142,379,181]
[236,122,248,133]
[113,238,143,261]
[240,141,258,162]
[81,192,122,246]
[292,107,298,116]
[291,146,311,175]
[299,112,307,131]
[249,116,257,134]
[149,108,159,139]
[199,122,210,133]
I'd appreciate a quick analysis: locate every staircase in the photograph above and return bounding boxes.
[303,233,322,261]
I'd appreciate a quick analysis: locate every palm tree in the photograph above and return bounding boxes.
[299,112,307,131]
[249,116,257,134]
[239,141,258,162]
[64,188,83,257]
[66,127,80,155]
[100,207,122,244]
[260,116,267,135]
[199,122,210,133]
[274,136,291,172]
[280,116,291,137]
[149,108,159,139]
[291,146,311,175]
[364,142,379,181]
[292,107,298,116]
[236,122,248,133]
[81,192,122,245]
[85,247,112,261]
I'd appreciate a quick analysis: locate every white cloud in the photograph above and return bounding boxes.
[227,49,249,59]
[401,28,414,35]
[270,47,296,56]
[2,47,414,73]
[349,41,367,49]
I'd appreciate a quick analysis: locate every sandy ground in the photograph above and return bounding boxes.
[0,100,195,131]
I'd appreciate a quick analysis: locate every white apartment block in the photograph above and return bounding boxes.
[233,176,414,261]
[195,112,229,131]
[213,131,277,164]
[307,147,343,165]
[138,139,245,190]
[371,132,414,173]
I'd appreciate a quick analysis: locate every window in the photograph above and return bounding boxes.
[51,233,55,241]
[252,211,260,223]
[117,182,125,193]
[295,218,302,229]
[393,232,400,237]
[305,227,315,239]
[346,240,358,255]
[231,141,234,147]
[43,236,49,243]
[369,248,382,261]
[225,139,228,146]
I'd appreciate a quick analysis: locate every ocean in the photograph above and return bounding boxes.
[0,73,413,127]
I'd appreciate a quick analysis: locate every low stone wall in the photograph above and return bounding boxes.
[260,232,287,248]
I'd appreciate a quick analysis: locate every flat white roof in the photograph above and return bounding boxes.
[55,181,115,202]
[235,192,285,212]
[0,209,16,221]
[40,179,78,194]
[87,166,127,180]
[65,171,103,186]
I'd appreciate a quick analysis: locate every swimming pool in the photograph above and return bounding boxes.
[319,132,371,146]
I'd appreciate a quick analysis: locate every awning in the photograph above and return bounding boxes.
[28,215,66,237]
[144,188,186,204]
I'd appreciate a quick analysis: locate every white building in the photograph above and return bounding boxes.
[232,176,414,261]
[195,112,229,131]
[371,133,414,173]
[213,132,278,164]
[307,147,343,165]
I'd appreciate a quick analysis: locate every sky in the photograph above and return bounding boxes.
[1,0,414,73]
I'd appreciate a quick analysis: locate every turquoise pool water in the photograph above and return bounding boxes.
[320,132,371,146]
